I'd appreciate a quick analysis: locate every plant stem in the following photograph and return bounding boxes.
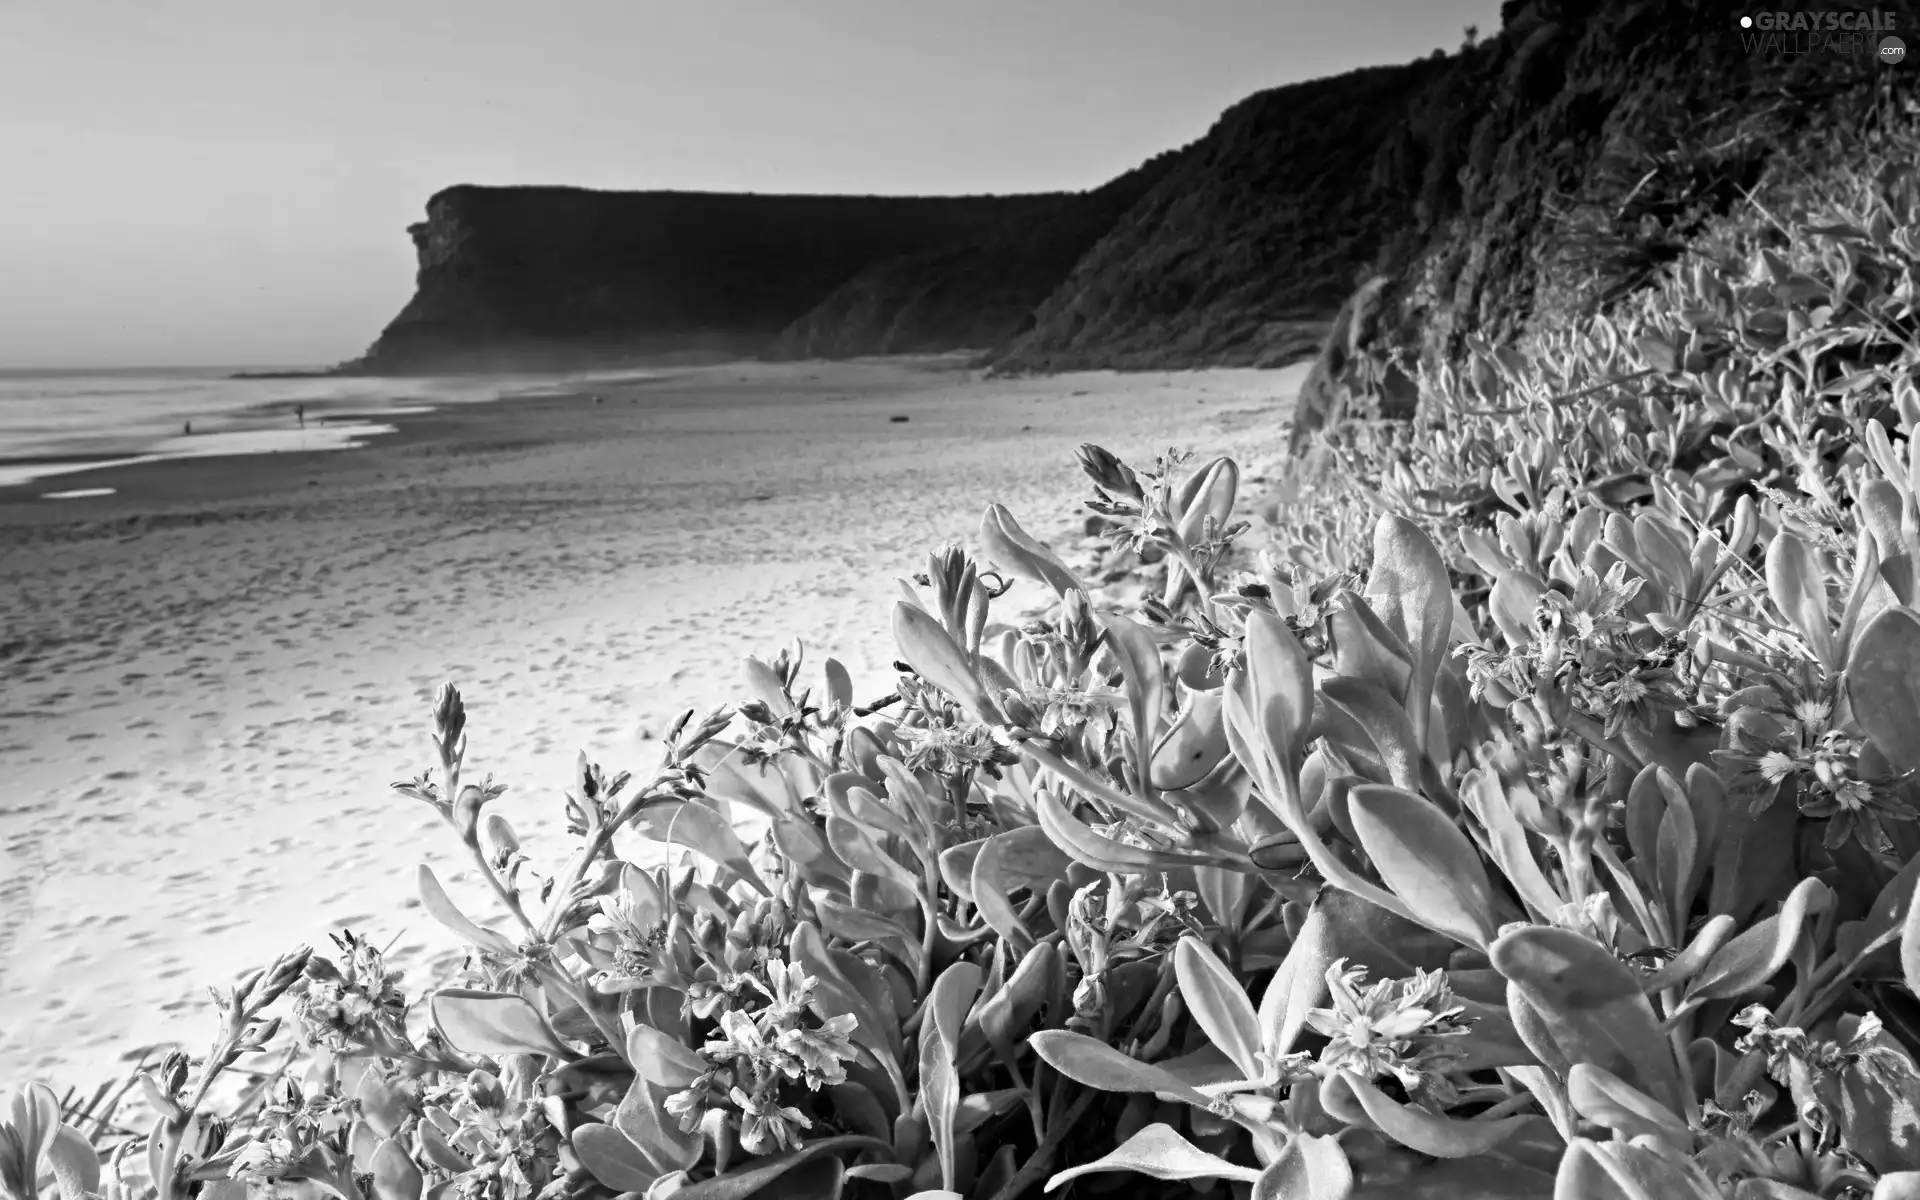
[917,885,940,999]
[437,745,541,940]
[468,836,541,939]
[1473,1092,1540,1121]
[984,1089,1099,1200]
[1565,710,1643,771]
[1000,1051,1043,1143]
[1171,543,1220,627]
[536,790,671,942]
[1024,739,1182,826]
[1780,929,1899,1027]
[534,963,627,1062]
[1592,837,1669,947]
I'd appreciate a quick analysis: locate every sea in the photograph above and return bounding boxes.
[0,367,653,492]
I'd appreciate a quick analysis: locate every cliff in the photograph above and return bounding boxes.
[990,57,1456,372]
[347,187,1069,373]
[1338,0,1905,394]
[351,0,1907,380]
[763,149,1187,360]
[1004,0,1904,385]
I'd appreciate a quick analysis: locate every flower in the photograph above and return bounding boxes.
[703,1008,773,1067]
[1798,757,1915,857]
[892,718,1007,776]
[1714,681,1917,855]
[1733,1006,1920,1097]
[228,1135,298,1182]
[685,977,744,1022]
[1535,563,1641,645]
[773,1014,859,1088]
[590,891,668,984]
[752,960,818,1026]
[1026,686,1126,740]
[728,1087,810,1156]
[663,1071,729,1135]
[292,931,410,1053]
[1757,751,1798,784]
[1306,961,1472,1104]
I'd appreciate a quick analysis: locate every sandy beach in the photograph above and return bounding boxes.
[0,355,1304,1089]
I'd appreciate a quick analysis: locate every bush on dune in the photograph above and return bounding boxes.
[12,120,1920,1200]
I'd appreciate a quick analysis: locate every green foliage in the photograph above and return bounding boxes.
[15,122,1920,1200]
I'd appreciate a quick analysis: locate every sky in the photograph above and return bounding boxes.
[0,0,1502,369]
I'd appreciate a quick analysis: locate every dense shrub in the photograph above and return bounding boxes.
[10,116,1920,1200]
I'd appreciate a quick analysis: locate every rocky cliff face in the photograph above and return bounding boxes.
[1360,0,1896,374]
[352,0,1903,379]
[763,149,1187,360]
[1004,0,1900,387]
[991,57,1456,372]
[348,187,1069,373]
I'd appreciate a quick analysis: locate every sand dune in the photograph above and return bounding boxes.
[0,356,1304,1088]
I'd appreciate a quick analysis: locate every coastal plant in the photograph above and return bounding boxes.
[13,114,1920,1200]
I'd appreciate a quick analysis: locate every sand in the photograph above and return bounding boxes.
[0,355,1305,1089]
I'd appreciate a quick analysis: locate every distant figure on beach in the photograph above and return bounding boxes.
[296,403,305,428]
[183,420,192,436]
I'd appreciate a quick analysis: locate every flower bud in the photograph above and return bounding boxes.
[1728,495,1758,561]
[432,682,466,754]
[928,544,969,604]
[467,1070,504,1112]
[255,946,314,1008]
[998,689,1039,730]
[197,1118,231,1159]
[1076,444,1140,498]
[574,751,601,803]
[483,813,521,860]
[694,911,727,961]
[1071,972,1107,1025]
[684,707,734,754]
[232,966,266,1008]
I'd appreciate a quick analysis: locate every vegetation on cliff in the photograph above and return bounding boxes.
[989,57,1456,373]
[1285,0,1907,446]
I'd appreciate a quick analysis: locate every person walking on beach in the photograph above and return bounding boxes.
[296,403,305,428]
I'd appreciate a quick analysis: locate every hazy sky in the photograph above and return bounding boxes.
[1,1,1501,369]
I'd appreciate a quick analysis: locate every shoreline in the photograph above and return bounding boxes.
[0,398,516,511]
[0,368,690,509]
[0,361,717,498]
